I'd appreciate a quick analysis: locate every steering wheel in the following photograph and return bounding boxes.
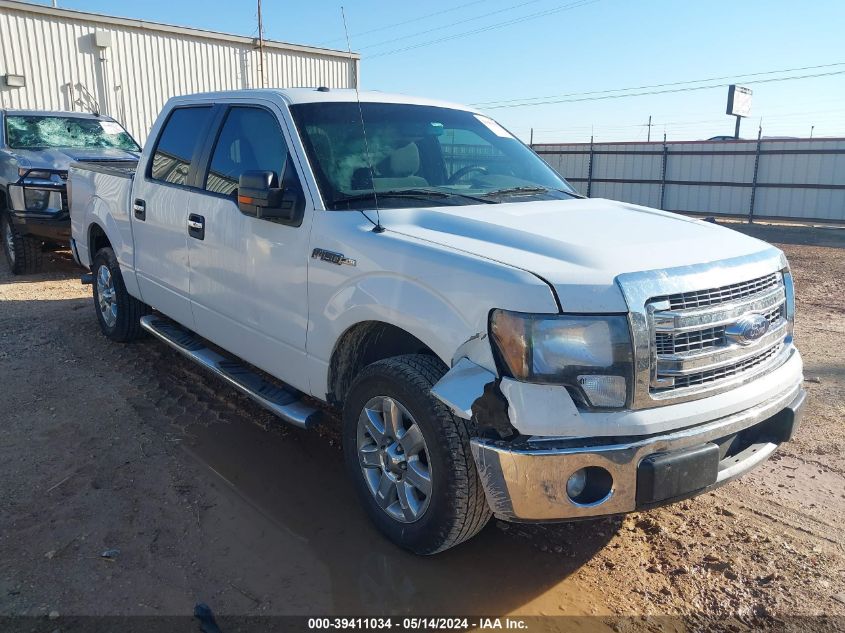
[447,165,489,184]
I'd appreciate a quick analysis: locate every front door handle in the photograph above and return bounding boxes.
[188,213,205,240]
[133,199,146,221]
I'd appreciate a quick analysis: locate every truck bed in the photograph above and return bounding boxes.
[69,159,139,269]
[71,159,138,179]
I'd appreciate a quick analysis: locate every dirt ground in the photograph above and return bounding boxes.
[0,222,843,632]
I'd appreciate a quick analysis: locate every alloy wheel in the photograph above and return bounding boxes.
[96,264,118,327]
[357,395,433,523]
[3,218,15,266]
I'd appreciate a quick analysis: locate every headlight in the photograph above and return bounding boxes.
[19,169,54,179]
[24,188,51,211]
[490,310,634,408]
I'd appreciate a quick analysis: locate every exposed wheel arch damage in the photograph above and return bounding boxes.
[329,322,517,439]
[328,321,442,407]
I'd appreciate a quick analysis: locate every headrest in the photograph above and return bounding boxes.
[386,142,420,177]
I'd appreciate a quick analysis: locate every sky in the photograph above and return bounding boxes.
[28,0,845,143]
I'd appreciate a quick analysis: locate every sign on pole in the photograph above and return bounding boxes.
[726,85,753,117]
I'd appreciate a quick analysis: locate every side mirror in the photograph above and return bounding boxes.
[237,170,298,221]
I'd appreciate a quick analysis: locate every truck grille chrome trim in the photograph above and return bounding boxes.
[655,304,783,356]
[617,249,793,409]
[657,272,780,310]
[657,343,782,391]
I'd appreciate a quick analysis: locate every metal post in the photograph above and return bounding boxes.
[257,0,266,89]
[586,135,594,198]
[659,132,668,210]
[647,115,652,142]
[529,127,534,148]
[734,115,742,139]
[748,125,763,223]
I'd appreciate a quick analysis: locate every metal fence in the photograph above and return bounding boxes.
[534,137,845,223]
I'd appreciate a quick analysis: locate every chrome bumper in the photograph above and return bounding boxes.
[470,384,806,521]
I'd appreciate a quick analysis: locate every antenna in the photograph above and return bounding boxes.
[341,6,383,233]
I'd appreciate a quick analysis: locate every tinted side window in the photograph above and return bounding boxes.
[150,107,212,186]
[205,107,287,196]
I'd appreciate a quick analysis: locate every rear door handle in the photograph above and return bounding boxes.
[133,199,146,221]
[188,213,205,240]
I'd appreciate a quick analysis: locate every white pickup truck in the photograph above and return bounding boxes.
[69,88,805,554]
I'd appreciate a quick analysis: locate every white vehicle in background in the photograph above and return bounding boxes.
[69,88,805,554]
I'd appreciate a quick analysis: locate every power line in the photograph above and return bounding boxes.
[366,0,598,59]
[471,61,845,107]
[482,69,845,109]
[317,0,488,46]
[359,0,545,51]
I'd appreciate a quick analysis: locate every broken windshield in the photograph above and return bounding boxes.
[5,115,140,151]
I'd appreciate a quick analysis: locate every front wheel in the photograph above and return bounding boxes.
[92,247,148,342]
[2,212,43,274]
[343,354,492,555]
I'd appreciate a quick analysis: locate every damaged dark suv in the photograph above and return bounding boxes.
[1,109,139,274]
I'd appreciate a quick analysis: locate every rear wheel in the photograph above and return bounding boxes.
[2,212,43,274]
[92,247,148,342]
[343,354,491,554]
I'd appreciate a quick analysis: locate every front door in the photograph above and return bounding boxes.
[132,106,214,328]
[187,104,313,393]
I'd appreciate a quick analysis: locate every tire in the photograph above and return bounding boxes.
[2,212,43,274]
[343,354,492,555]
[92,247,148,342]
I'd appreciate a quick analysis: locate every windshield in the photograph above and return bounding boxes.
[289,102,576,210]
[5,115,139,151]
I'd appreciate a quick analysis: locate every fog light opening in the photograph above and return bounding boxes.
[566,466,613,506]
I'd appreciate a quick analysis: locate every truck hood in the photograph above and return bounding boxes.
[381,198,777,312]
[10,147,139,171]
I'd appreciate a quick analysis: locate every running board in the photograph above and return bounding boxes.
[139,315,320,429]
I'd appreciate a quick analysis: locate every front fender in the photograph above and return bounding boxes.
[305,212,559,397]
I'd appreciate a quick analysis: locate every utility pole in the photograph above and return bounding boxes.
[257,0,266,89]
[810,125,815,139]
[529,127,534,148]
[647,115,652,142]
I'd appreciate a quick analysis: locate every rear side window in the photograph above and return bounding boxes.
[149,107,212,186]
[205,107,288,196]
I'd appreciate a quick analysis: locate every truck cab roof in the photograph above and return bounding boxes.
[164,87,480,114]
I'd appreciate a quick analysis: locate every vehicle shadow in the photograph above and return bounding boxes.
[0,248,83,284]
[182,413,619,616]
[721,221,845,249]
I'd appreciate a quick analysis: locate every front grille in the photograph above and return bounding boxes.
[668,344,782,390]
[649,271,788,396]
[655,304,784,355]
[658,273,780,310]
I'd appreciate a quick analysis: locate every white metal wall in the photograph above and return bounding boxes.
[0,1,358,143]
[537,138,845,223]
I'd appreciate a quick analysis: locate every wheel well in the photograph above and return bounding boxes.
[88,223,111,259]
[0,187,7,211]
[328,321,441,406]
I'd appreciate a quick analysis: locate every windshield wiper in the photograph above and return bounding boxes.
[482,186,550,197]
[334,189,497,206]
[334,189,451,204]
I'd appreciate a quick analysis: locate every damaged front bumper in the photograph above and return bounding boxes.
[469,385,806,522]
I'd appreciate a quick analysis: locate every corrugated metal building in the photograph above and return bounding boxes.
[536,138,845,223]
[0,0,359,142]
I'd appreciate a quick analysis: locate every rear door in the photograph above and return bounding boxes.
[186,102,313,393]
[132,106,214,328]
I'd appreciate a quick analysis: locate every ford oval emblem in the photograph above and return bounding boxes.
[725,314,770,346]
